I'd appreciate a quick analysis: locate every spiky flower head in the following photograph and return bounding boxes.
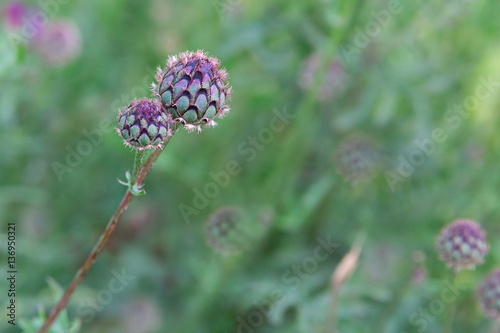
[117,98,170,150]
[436,219,488,271]
[153,50,231,132]
[334,134,381,185]
[477,268,500,319]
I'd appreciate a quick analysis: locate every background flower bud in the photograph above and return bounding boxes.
[436,219,488,271]
[31,19,82,67]
[334,134,381,185]
[477,268,500,319]
[204,206,268,255]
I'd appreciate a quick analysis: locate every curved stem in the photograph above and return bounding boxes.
[38,189,134,333]
[37,129,177,333]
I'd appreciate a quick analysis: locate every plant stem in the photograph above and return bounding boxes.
[37,129,177,333]
[444,271,457,333]
[132,150,145,183]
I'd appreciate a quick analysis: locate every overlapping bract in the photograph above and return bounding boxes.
[153,50,231,132]
[117,51,231,150]
[117,98,170,150]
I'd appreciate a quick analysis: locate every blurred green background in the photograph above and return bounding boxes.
[1,0,500,332]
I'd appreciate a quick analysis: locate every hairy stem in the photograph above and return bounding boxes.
[37,129,177,333]
[132,150,146,183]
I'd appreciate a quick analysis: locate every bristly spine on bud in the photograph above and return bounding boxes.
[117,98,171,150]
[152,50,232,133]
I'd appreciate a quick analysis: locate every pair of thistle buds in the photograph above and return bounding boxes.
[436,219,500,319]
[117,50,231,149]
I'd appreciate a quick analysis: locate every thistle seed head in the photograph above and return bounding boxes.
[153,50,231,132]
[117,98,170,150]
[478,268,500,319]
[436,219,488,272]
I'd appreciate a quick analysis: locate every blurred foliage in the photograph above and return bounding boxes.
[1,0,500,332]
[18,279,81,333]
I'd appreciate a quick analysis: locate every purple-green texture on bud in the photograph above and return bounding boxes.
[117,98,170,150]
[153,50,231,132]
[478,268,500,319]
[436,219,488,271]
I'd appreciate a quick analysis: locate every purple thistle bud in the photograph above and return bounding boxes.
[436,219,488,271]
[153,50,232,132]
[477,268,500,319]
[31,19,82,67]
[117,98,171,150]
